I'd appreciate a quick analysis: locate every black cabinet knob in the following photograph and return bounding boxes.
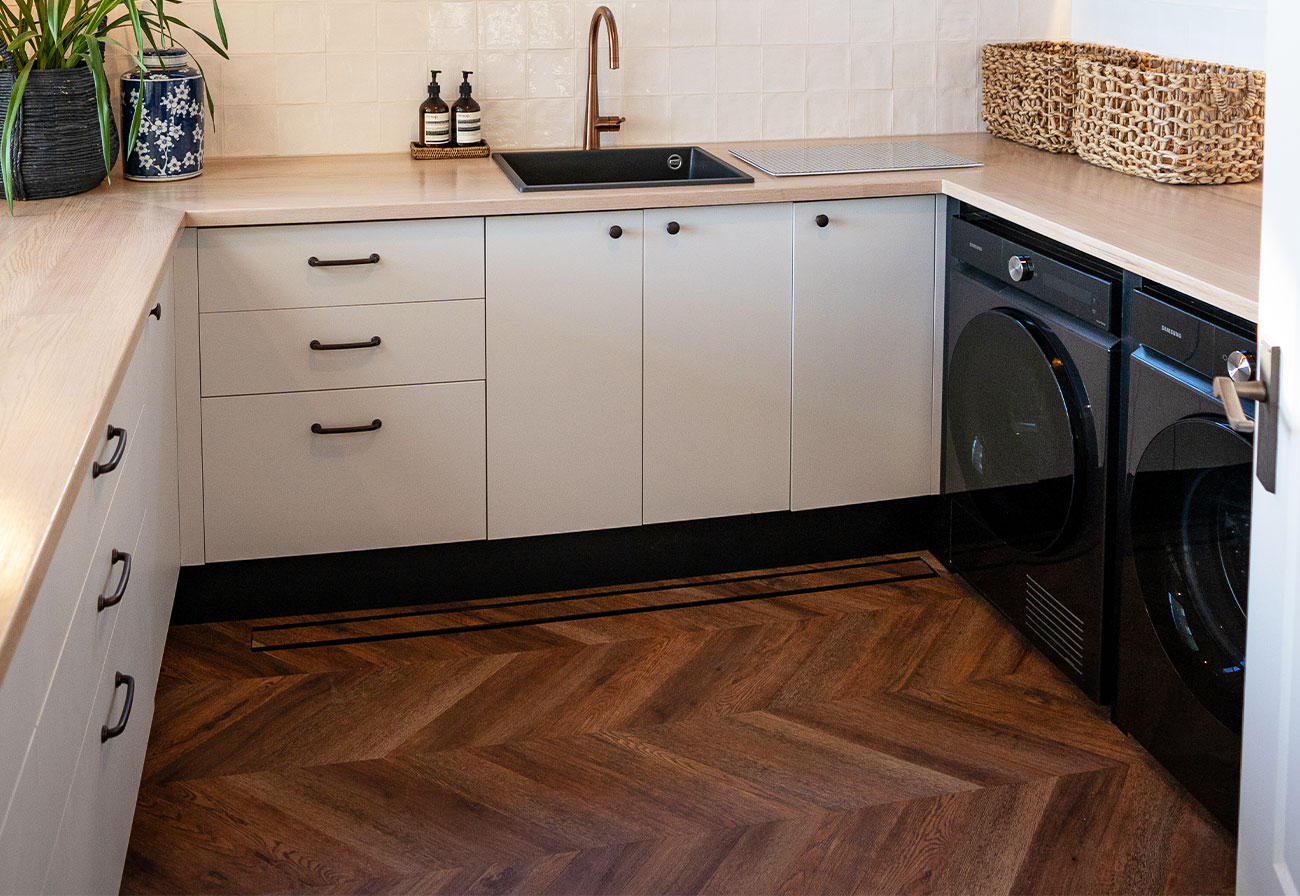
[815,214,830,228]
[609,225,623,240]
[666,221,681,235]
[149,302,162,319]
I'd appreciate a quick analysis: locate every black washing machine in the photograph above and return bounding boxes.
[1114,284,1254,830]
[942,205,1122,703]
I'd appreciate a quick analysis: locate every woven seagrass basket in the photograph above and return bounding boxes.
[981,41,1153,153]
[0,44,118,201]
[1073,56,1265,185]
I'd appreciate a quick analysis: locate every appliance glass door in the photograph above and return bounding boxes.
[946,308,1084,554]
[1130,417,1252,732]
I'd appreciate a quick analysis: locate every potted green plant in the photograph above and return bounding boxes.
[0,0,228,209]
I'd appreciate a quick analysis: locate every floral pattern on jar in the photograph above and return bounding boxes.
[120,48,204,182]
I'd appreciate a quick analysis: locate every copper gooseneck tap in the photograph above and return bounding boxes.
[584,6,625,150]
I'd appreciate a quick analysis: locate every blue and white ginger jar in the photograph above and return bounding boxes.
[120,48,204,181]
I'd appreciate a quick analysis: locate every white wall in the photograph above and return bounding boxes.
[1072,0,1266,69]
[145,0,1072,157]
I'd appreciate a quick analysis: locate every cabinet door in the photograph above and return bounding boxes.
[486,211,643,539]
[791,197,939,510]
[643,204,794,524]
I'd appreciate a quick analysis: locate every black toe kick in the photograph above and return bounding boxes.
[172,496,941,625]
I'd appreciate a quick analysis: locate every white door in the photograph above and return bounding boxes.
[791,196,940,510]
[485,211,644,539]
[643,204,794,524]
[1237,0,1300,889]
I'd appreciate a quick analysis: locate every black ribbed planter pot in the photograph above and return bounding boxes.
[0,45,118,201]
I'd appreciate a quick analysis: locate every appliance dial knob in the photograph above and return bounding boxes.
[1008,255,1034,282]
[1228,349,1256,383]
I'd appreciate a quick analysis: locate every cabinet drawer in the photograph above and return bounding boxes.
[0,512,148,896]
[197,218,485,313]
[42,564,161,896]
[200,299,485,396]
[76,307,162,550]
[202,382,486,561]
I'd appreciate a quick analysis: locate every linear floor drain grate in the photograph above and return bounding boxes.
[249,556,940,652]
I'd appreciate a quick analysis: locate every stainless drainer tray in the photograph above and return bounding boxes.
[729,142,982,176]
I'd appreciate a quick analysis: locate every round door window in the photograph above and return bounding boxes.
[946,309,1085,555]
[1130,417,1252,732]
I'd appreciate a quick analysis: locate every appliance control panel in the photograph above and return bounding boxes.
[949,209,1121,333]
[1130,288,1255,381]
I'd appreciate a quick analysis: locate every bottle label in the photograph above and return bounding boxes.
[455,111,482,144]
[423,112,451,145]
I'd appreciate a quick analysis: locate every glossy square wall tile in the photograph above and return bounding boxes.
[325,3,377,52]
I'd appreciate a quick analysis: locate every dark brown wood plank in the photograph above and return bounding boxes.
[122,553,1235,895]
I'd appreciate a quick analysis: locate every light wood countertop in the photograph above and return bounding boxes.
[126,133,1262,320]
[0,131,1264,680]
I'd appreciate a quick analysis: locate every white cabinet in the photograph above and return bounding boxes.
[0,271,180,896]
[642,204,795,524]
[486,211,643,539]
[791,196,942,510]
[196,219,489,562]
[184,202,940,555]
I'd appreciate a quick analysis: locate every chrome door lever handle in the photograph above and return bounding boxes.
[1213,376,1267,434]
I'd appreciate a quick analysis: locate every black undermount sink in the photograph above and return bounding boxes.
[494,146,755,192]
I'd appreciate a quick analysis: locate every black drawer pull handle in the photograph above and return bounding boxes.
[815,214,830,228]
[149,302,162,320]
[609,225,623,239]
[666,221,681,235]
[101,672,135,742]
[309,336,382,352]
[91,425,127,479]
[311,419,382,435]
[97,550,132,612]
[308,253,381,268]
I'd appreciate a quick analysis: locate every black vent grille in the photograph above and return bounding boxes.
[1024,575,1085,674]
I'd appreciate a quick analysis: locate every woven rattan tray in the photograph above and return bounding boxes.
[410,142,491,160]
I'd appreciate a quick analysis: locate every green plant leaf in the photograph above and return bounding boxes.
[187,48,215,117]
[1,56,34,213]
[163,17,226,59]
[83,35,113,175]
[210,0,225,48]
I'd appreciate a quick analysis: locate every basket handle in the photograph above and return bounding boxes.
[1210,71,1261,122]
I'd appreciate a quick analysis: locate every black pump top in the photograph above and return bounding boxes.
[459,70,474,98]
[427,70,442,97]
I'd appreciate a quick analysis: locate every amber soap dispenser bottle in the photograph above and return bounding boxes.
[420,70,450,146]
[450,70,482,146]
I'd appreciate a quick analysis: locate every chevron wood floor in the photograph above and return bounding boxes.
[121,554,1236,895]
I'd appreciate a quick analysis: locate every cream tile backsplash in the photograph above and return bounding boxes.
[142,0,1071,157]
